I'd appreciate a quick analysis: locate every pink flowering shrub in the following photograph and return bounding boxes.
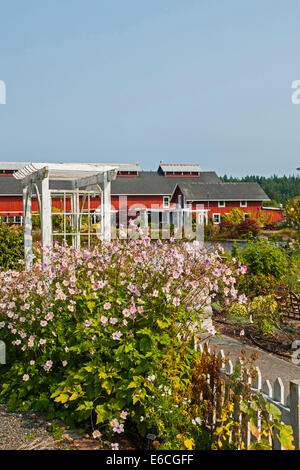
[0,237,248,439]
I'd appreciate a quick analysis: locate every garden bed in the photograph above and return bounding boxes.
[213,312,300,363]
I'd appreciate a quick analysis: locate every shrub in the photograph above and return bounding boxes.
[285,198,300,233]
[0,224,24,270]
[219,219,234,234]
[237,272,280,297]
[251,210,272,227]
[250,295,279,335]
[264,223,276,230]
[236,219,260,238]
[0,237,249,441]
[222,208,245,225]
[235,239,291,279]
[228,303,248,318]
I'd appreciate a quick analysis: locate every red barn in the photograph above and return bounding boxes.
[0,162,272,225]
[170,181,270,224]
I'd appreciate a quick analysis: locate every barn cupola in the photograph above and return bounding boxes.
[157,163,201,177]
[116,163,141,177]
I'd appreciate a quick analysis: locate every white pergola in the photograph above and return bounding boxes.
[14,163,118,266]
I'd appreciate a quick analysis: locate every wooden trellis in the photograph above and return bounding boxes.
[14,163,118,267]
[275,285,300,320]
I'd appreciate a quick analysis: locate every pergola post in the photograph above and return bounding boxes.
[23,185,33,268]
[142,209,148,228]
[103,171,111,241]
[75,188,80,250]
[41,173,52,254]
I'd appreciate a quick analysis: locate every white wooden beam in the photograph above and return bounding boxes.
[20,167,48,188]
[103,172,111,241]
[41,175,52,254]
[23,185,33,268]
[73,169,117,189]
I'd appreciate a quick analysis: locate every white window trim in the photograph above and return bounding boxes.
[218,201,225,207]
[212,213,221,224]
[163,196,170,209]
[240,201,247,207]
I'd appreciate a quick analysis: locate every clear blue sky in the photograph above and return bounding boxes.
[0,0,299,176]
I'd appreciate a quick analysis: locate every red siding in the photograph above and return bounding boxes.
[260,208,285,223]
[0,193,283,224]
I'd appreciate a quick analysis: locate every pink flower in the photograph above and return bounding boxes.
[103,302,111,310]
[113,424,124,434]
[112,331,123,341]
[92,430,101,439]
[111,443,119,450]
[173,297,180,307]
[110,419,119,428]
[44,360,53,371]
[238,294,247,304]
[23,374,30,381]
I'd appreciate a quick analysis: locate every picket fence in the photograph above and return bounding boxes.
[193,338,300,450]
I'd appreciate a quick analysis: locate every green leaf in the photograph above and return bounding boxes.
[278,427,295,450]
[95,404,109,424]
[156,319,170,329]
[76,401,94,412]
[267,403,281,420]
[54,393,69,404]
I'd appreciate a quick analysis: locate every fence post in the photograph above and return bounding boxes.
[290,379,300,450]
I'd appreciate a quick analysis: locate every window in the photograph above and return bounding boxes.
[213,213,221,224]
[244,213,250,220]
[240,201,247,207]
[218,201,225,207]
[163,196,170,208]
[178,195,182,208]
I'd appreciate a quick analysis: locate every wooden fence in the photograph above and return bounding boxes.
[194,339,300,450]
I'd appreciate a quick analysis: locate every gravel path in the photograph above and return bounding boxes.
[0,404,125,450]
[0,404,61,450]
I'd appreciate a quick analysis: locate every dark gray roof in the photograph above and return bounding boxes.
[0,171,221,196]
[0,174,268,200]
[173,182,269,201]
[110,171,220,195]
[0,177,74,195]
